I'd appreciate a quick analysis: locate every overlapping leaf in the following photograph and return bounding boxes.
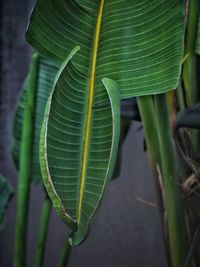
[26,0,184,98]
[40,47,120,245]
[12,56,59,183]
[26,0,185,246]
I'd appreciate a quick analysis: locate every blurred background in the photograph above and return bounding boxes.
[0,1,167,266]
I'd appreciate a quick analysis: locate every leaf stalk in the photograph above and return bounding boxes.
[33,194,52,267]
[14,53,39,267]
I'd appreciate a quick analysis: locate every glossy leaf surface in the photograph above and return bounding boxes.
[26,0,184,98]
[40,47,120,245]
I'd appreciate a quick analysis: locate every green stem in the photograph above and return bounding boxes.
[33,194,52,267]
[177,83,185,111]
[137,96,160,177]
[182,0,200,160]
[14,53,39,267]
[183,0,200,106]
[182,2,200,264]
[58,238,72,267]
[154,93,188,267]
[137,95,170,266]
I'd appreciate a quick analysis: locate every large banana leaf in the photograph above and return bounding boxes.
[26,0,184,98]
[12,56,59,183]
[40,47,120,245]
[26,0,185,246]
[0,175,13,230]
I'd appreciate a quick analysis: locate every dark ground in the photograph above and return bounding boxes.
[0,1,167,266]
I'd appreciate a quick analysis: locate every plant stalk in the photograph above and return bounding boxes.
[177,83,185,111]
[183,0,200,106]
[182,2,200,263]
[14,53,39,267]
[183,0,200,160]
[137,96,160,177]
[58,237,72,267]
[154,93,188,267]
[33,194,52,267]
[137,95,170,266]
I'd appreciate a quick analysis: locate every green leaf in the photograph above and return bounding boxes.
[0,175,14,231]
[40,47,120,245]
[26,0,184,97]
[12,56,59,183]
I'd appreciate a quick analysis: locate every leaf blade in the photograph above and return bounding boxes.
[40,47,120,245]
[25,0,185,97]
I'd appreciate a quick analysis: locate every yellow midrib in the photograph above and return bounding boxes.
[77,0,105,222]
